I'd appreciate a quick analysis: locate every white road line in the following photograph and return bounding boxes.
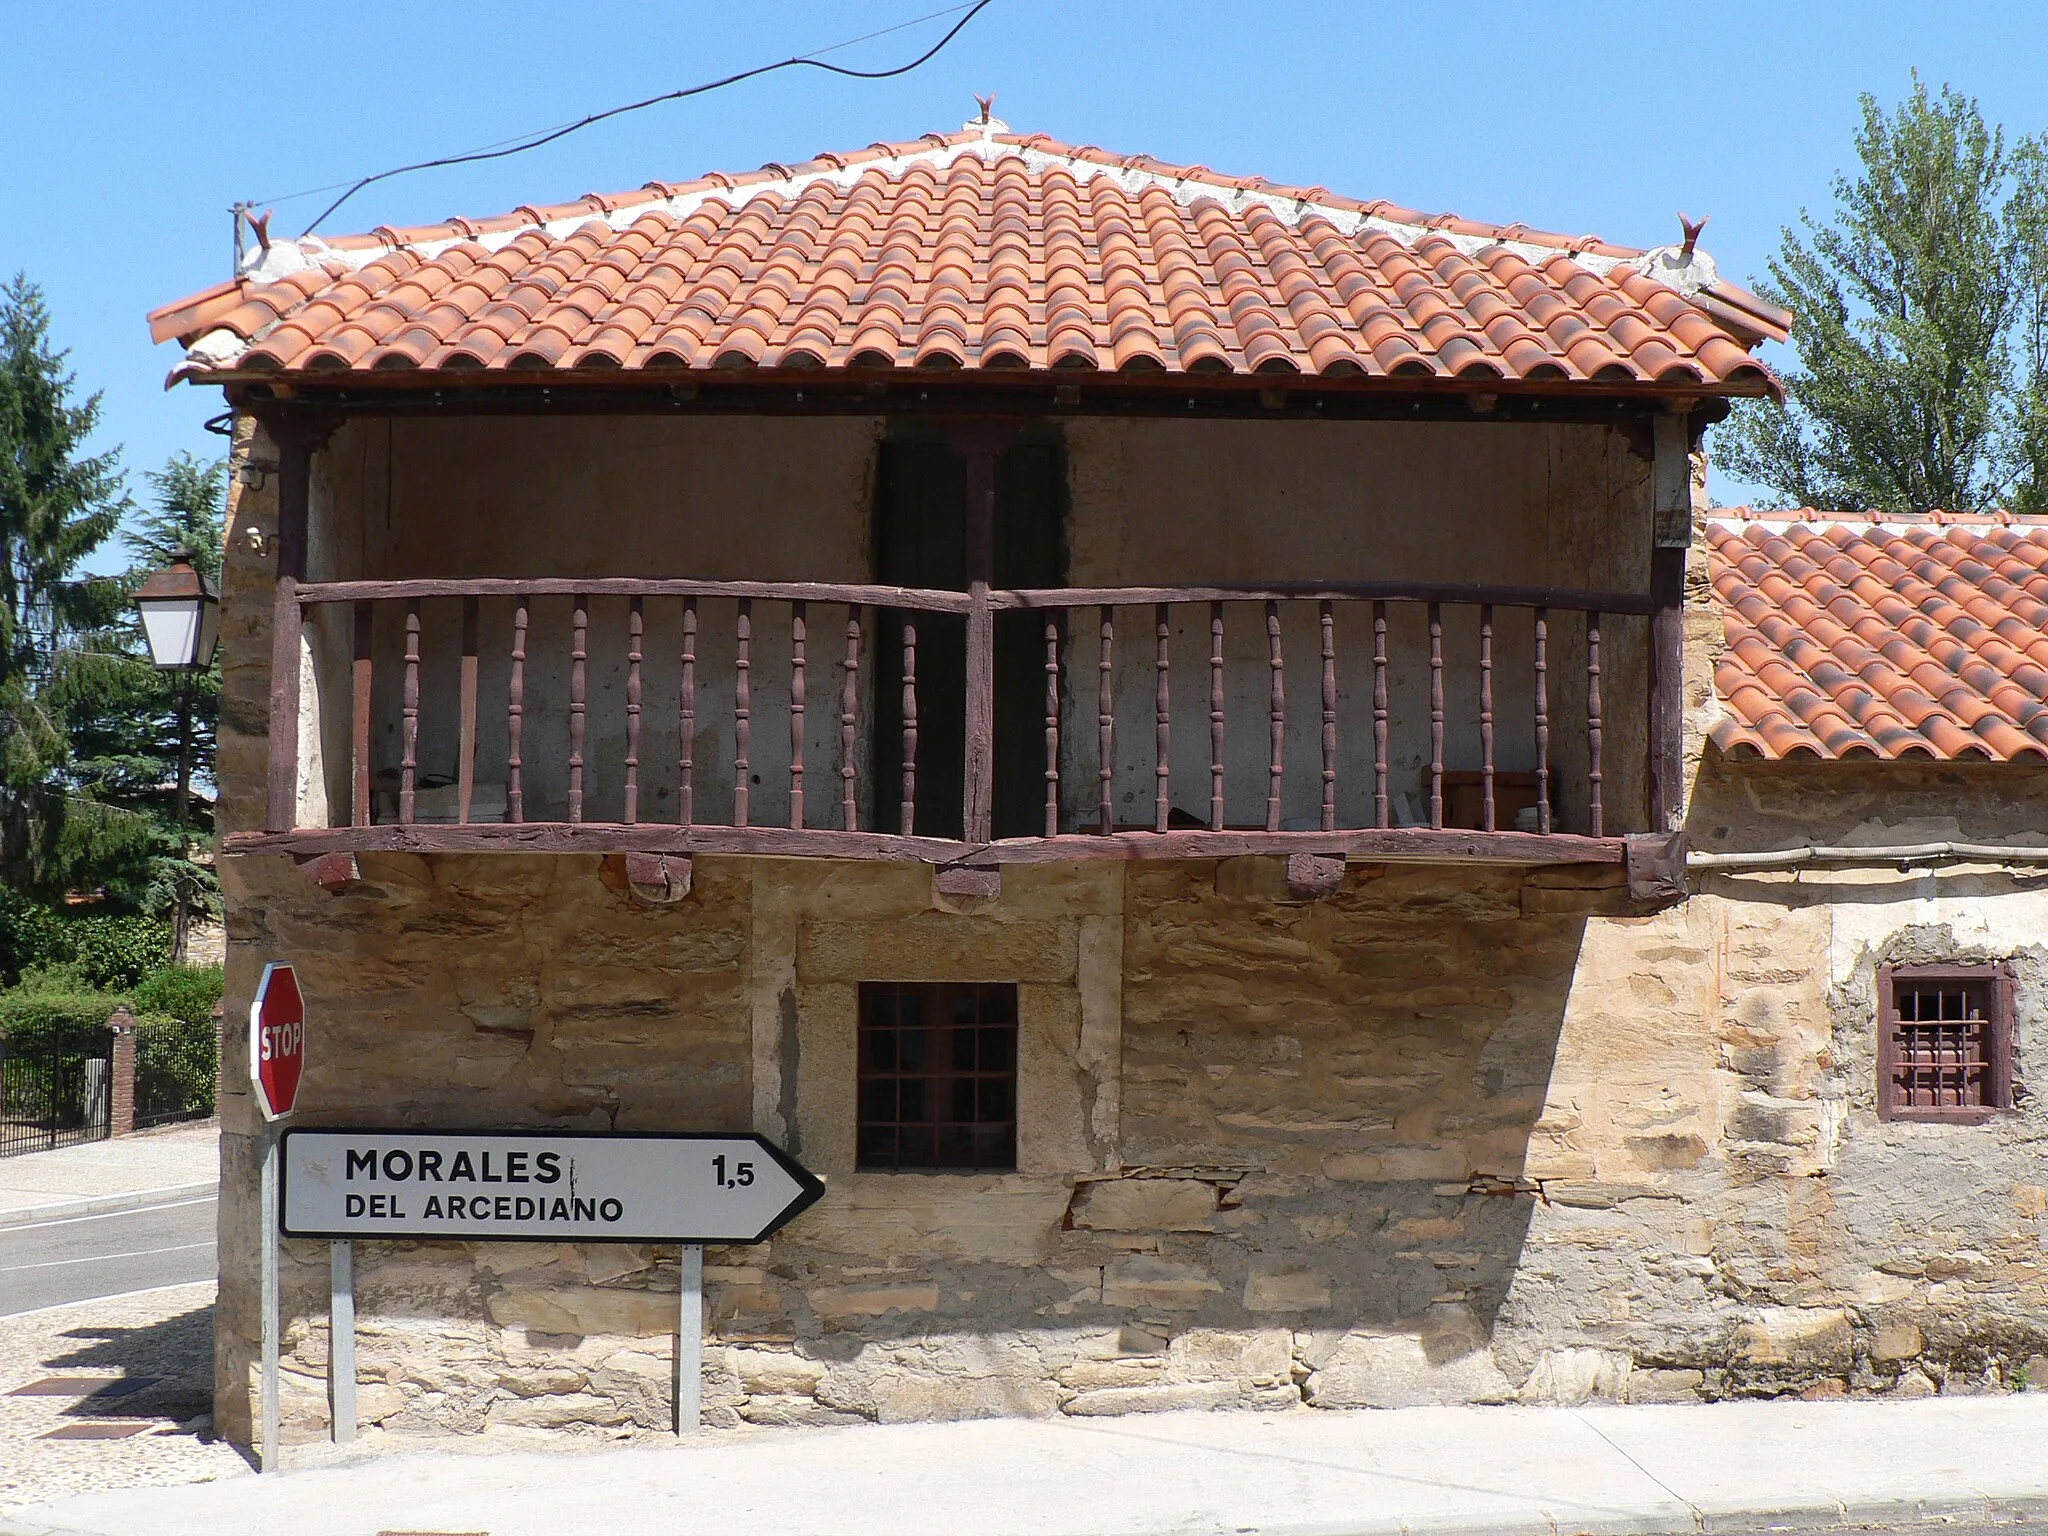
[0,1278,216,1321]
[0,1241,214,1273]
[0,1194,217,1233]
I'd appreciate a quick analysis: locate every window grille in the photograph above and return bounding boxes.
[857,982,1017,1172]
[1877,964,2014,1123]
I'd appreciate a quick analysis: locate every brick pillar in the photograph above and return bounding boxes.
[107,1006,137,1138]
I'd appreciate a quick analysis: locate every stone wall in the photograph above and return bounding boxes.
[212,413,2048,1443]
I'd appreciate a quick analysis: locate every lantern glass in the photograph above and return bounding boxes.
[138,595,206,668]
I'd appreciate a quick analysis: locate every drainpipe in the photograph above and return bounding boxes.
[1687,841,2048,873]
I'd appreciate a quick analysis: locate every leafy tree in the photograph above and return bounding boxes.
[0,274,132,892]
[1717,79,2048,513]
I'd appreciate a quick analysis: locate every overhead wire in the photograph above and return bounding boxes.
[280,0,996,237]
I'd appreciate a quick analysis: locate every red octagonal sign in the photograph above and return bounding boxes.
[250,963,305,1121]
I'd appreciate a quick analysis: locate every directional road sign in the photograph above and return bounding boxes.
[249,963,305,1121]
[279,1129,824,1245]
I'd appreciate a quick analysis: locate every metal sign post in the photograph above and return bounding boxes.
[259,1120,280,1474]
[250,963,306,1475]
[677,1243,703,1436]
[330,1239,356,1443]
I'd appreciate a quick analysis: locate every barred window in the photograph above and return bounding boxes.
[858,982,1017,1171]
[1878,964,2015,1123]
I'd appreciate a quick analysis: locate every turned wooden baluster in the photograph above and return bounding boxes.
[679,597,697,828]
[1320,600,1337,833]
[1265,601,1285,833]
[1479,604,1494,833]
[1154,603,1172,834]
[624,597,643,825]
[567,593,588,825]
[400,599,421,826]
[899,618,918,836]
[1533,607,1551,835]
[507,596,527,824]
[1208,603,1225,832]
[1044,616,1061,838]
[1097,607,1115,834]
[840,606,861,832]
[1586,610,1603,838]
[734,598,752,828]
[1372,601,1389,830]
[1427,601,1444,830]
[789,601,806,831]
[458,597,479,825]
[351,602,372,827]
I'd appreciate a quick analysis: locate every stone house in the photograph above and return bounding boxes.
[146,119,2048,1443]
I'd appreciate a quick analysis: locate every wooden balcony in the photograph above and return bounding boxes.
[226,574,1670,874]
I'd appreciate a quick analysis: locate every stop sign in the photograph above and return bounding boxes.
[250,963,305,1121]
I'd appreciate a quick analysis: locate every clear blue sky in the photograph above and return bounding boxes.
[7,0,2046,570]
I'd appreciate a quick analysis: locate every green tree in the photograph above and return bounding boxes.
[0,273,131,891]
[1717,79,2048,513]
[63,452,225,955]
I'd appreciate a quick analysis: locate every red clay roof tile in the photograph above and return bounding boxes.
[1709,513,2048,763]
[149,125,1786,389]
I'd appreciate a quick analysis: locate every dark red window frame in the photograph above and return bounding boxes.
[857,982,1017,1172]
[1877,963,2015,1123]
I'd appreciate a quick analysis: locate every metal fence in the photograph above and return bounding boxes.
[134,1022,218,1131]
[0,1042,112,1159]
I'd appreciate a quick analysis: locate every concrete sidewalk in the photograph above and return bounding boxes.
[6,1395,2047,1536]
[0,1124,217,1228]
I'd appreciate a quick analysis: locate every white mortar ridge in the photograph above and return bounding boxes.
[7,1396,2048,1536]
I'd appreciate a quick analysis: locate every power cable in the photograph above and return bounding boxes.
[290,0,996,237]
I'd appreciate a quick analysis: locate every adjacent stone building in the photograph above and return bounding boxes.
[147,120,2048,1444]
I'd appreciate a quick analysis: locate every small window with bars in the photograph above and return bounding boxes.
[858,982,1018,1172]
[1878,964,2015,1123]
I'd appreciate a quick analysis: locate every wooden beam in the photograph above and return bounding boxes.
[224,822,1627,867]
[1647,545,1686,832]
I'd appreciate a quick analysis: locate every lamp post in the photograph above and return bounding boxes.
[133,547,220,964]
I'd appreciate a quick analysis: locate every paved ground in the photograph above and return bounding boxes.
[0,1195,217,1317]
[0,1281,246,1519]
[0,1125,217,1226]
[3,1393,2046,1536]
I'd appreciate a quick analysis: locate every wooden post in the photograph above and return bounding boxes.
[351,603,372,827]
[458,597,479,824]
[1649,411,1692,833]
[962,445,997,845]
[265,437,311,833]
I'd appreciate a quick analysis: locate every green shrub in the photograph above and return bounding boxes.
[133,1015,217,1123]
[70,916,171,991]
[131,964,224,1027]
[0,890,76,987]
[0,991,125,1054]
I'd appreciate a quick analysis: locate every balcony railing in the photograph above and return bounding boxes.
[233,575,1655,868]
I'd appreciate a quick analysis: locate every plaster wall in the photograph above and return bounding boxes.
[296,415,1651,836]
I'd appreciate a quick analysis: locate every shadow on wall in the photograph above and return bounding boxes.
[233,854,1603,1430]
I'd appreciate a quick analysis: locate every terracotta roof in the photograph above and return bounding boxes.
[149,121,1787,390]
[1708,513,2048,763]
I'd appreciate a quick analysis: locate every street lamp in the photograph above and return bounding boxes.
[133,547,220,965]
[132,547,220,670]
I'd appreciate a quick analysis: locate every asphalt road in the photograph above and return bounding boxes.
[0,1193,217,1316]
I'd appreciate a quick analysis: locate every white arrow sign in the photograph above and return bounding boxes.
[280,1129,823,1244]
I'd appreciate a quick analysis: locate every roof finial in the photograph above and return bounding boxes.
[975,92,996,125]
[1677,211,1707,261]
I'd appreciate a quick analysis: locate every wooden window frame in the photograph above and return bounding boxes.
[1877,962,2015,1124]
[856,981,1018,1173]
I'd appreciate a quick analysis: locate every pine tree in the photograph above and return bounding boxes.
[0,273,132,892]
[1717,79,2048,513]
